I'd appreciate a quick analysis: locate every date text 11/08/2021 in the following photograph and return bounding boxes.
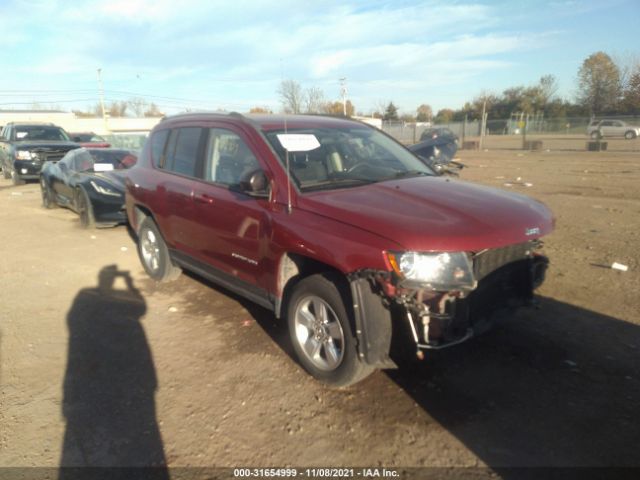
[233,468,400,478]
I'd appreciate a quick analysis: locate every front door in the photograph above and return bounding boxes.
[190,126,273,291]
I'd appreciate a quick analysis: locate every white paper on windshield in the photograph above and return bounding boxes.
[93,163,114,172]
[276,134,320,152]
[16,132,27,139]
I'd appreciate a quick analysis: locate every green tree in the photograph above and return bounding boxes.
[383,102,399,121]
[577,52,621,114]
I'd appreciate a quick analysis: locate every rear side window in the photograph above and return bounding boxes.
[150,129,169,167]
[164,127,203,177]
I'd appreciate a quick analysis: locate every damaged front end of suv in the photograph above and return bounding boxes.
[349,240,549,367]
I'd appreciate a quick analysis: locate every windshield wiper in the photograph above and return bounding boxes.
[392,170,431,179]
[302,178,377,192]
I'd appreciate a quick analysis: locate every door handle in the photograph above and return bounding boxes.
[194,193,215,204]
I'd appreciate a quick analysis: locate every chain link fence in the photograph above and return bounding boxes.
[382,116,640,152]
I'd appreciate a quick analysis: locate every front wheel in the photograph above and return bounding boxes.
[590,131,601,140]
[137,217,182,282]
[41,178,57,209]
[624,131,637,140]
[287,273,374,387]
[76,188,95,228]
[2,167,10,180]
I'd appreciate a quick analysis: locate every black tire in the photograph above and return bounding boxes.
[76,188,95,228]
[286,272,374,387]
[2,167,10,180]
[11,171,25,186]
[590,131,601,140]
[137,217,182,282]
[41,178,57,209]
[624,131,636,140]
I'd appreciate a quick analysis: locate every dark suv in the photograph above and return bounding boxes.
[0,123,80,185]
[126,113,553,387]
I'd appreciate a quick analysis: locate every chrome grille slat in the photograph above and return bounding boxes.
[473,242,531,281]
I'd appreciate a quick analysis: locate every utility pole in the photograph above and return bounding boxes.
[339,77,347,116]
[96,68,108,133]
[479,99,487,150]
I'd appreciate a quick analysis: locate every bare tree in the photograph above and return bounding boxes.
[277,79,305,114]
[305,87,325,114]
[127,97,147,117]
[416,104,433,122]
[144,102,164,117]
[538,75,559,105]
[108,101,128,117]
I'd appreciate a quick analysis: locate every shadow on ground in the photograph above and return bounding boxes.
[385,296,640,475]
[59,265,168,479]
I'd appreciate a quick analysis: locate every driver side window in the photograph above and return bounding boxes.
[203,129,260,187]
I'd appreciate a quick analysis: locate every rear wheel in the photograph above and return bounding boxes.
[624,131,637,140]
[287,273,374,387]
[41,178,57,209]
[76,188,95,228]
[590,131,601,140]
[137,217,182,282]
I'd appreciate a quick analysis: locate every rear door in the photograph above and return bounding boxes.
[158,127,205,254]
[600,120,615,137]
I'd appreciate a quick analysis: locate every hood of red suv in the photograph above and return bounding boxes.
[298,176,554,252]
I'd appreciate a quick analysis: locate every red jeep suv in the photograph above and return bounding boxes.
[125,113,553,386]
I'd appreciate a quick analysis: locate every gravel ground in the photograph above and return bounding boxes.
[0,146,639,478]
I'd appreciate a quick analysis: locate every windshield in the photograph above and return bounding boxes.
[15,126,70,141]
[74,149,137,172]
[264,126,434,192]
[74,133,106,142]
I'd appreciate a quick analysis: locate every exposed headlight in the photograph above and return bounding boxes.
[16,150,34,160]
[90,180,121,197]
[387,251,476,291]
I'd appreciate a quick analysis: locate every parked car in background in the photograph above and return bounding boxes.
[68,132,111,148]
[125,113,553,387]
[40,147,137,227]
[409,131,461,175]
[420,127,459,143]
[0,123,80,185]
[587,119,640,139]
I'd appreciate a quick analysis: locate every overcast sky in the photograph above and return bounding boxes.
[0,0,638,115]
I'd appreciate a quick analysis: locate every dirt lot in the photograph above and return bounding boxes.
[0,146,639,477]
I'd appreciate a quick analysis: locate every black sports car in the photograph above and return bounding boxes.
[40,148,137,228]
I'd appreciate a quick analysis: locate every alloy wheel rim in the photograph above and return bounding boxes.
[140,228,161,272]
[294,295,345,371]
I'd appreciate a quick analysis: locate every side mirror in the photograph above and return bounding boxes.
[239,169,269,198]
